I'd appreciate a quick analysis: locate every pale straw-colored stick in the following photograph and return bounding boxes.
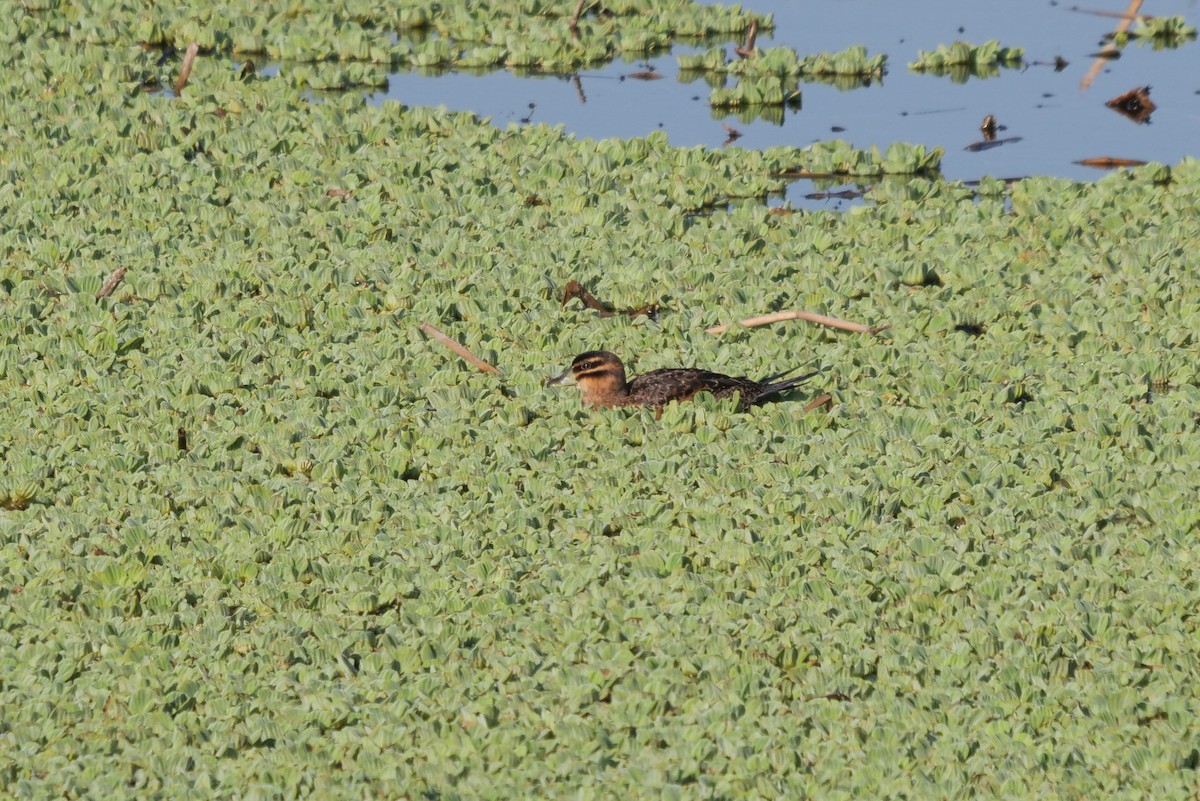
[1080,0,1143,90]
[706,310,884,335]
[174,42,200,95]
[419,323,502,374]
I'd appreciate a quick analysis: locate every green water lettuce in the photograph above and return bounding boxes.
[2,6,1200,801]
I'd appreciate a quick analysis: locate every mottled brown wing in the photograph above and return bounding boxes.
[627,368,759,407]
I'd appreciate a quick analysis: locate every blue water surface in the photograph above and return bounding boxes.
[371,0,1200,207]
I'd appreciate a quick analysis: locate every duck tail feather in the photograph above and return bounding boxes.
[759,365,822,390]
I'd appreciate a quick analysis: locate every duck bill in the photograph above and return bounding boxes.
[545,367,576,387]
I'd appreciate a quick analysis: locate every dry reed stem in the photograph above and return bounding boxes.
[420,323,502,374]
[1080,0,1143,89]
[706,310,884,335]
[174,42,200,95]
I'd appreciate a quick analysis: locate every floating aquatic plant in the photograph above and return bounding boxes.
[2,6,1200,801]
[909,40,1024,81]
[709,75,801,108]
[686,44,885,110]
[1130,14,1197,41]
[682,44,885,78]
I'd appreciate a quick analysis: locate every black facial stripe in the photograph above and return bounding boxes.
[572,351,612,369]
[574,367,619,380]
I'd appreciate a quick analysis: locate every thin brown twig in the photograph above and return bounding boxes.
[706,310,885,336]
[419,323,502,374]
[562,280,612,315]
[174,42,200,96]
[1068,5,1152,21]
[561,279,659,320]
[1080,0,1142,90]
[96,267,128,299]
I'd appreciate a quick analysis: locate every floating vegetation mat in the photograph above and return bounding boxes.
[908,39,1025,82]
[37,0,770,79]
[1127,15,1198,44]
[3,4,1200,800]
[681,44,887,109]
[681,44,887,80]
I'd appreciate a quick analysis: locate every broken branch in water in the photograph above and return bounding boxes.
[1075,156,1147,169]
[96,267,128,300]
[561,280,659,321]
[419,323,502,375]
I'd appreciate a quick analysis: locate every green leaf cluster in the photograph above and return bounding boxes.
[3,8,1200,801]
[682,44,886,79]
[681,45,886,108]
[771,140,943,177]
[1131,15,1197,40]
[794,44,887,79]
[908,39,1025,81]
[709,76,801,108]
[1113,15,1198,49]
